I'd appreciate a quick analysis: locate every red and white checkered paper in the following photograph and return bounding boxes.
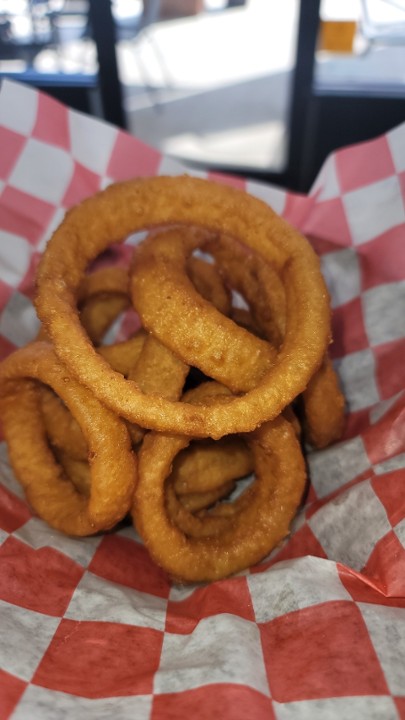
[0,77,404,720]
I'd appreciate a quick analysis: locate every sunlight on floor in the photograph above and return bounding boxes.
[118,0,299,172]
[163,119,287,171]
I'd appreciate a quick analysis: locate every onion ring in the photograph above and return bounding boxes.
[97,332,146,377]
[35,175,331,439]
[0,341,137,535]
[165,481,234,538]
[171,436,253,496]
[41,331,148,461]
[41,386,88,462]
[206,232,344,447]
[80,294,129,345]
[178,480,237,513]
[205,234,286,348]
[77,267,130,345]
[132,381,306,582]
[131,228,277,393]
[127,334,189,445]
[55,450,91,497]
[187,255,232,317]
[302,355,345,448]
[133,414,306,582]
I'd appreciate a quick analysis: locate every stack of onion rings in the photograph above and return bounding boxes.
[0,342,136,535]
[0,175,345,583]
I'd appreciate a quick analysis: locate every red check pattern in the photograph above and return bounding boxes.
[0,79,404,720]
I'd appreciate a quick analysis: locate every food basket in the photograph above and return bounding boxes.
[0,78,404,720]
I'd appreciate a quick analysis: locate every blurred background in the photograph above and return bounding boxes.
[1,0,404,191]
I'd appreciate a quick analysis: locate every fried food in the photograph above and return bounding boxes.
[205,232,345,448]
[55,450,91,497]
[0,341,136,535]
[97,332,146,376]
[171,436,253,496]
[0,174,345,582]
[34,175,332,439]
[41,385,88,462]
[132,384,307,582]
[187,254,232,317]
[131,228,277,393]
[302,355,345,448]
[127,335,189,445]
[178,480,237,513]
[205,233,286,348]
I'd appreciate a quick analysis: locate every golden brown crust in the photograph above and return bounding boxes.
[35,175,331,438]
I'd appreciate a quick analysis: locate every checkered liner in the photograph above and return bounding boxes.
[0,78,404,720]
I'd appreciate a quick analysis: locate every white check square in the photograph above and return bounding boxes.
[8,138,74,204]
[15,518,101,568]
[154,614,269,696]
[273,696,398,720]
[334,348,380,411]
[0,80,38,136]
[0,292,39,347]
[12,685,152,720]
[321,247,360,308]
[0,232,31,288]
[343,175,405,245]
[358,602,405,696]
[308,479,391,570]
[65,571,167,631]
[68,109,118,176]
[0,600,59,681]
[307,435,371,499]
[248,556,351,623]
[387,123,405,174]
[363,281,405,347]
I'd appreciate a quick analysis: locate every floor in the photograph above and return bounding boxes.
[117,0,299,173]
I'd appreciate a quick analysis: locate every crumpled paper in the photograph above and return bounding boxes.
[0,78,404,720]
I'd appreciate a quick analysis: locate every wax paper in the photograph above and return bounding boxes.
[0,78,404,720]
